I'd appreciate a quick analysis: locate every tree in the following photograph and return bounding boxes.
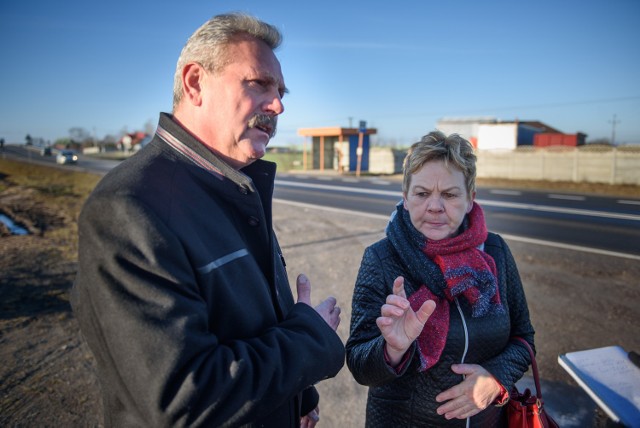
[54,137,73,148]
[25,134,33,145]
[143,119,156,136]
[68,127,92,146]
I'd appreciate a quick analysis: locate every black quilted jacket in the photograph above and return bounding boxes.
[346,232,535,427]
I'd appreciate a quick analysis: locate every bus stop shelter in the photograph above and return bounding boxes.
[297,126,377,173]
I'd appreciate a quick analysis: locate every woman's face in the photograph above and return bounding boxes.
[403,160,475,241]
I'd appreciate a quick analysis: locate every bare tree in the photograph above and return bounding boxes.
[68,127,92,146]
[143,119,156,136]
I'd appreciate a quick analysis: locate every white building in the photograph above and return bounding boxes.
[436,117,561,150]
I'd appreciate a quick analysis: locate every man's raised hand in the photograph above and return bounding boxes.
[296,274,341,331]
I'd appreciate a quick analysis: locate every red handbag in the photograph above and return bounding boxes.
[507,337,560,428]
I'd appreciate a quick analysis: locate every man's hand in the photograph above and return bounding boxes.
[296,274,341,331]
[376,276,435,365]
[300,406,320,428]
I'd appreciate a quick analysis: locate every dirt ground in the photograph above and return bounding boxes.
[1,174,638,427]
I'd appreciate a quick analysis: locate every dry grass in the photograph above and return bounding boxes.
[0,159,100,260]
[475,177,639,198]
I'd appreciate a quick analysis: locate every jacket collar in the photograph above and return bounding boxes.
[156,112,271,193]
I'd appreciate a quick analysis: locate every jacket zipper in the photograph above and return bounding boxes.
[454,298,471,428]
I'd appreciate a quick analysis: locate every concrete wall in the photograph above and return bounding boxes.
[477,148,640,185]
[368,146,640,185]
[368,147,406,174]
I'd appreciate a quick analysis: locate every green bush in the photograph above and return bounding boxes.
[262,152,305,171]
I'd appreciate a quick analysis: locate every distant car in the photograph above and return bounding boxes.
[56,150,78,164]
[40,146,52,156]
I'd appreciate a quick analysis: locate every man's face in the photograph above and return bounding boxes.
[197,37,286,169]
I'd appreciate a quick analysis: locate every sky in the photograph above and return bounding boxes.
[1,0,639,147]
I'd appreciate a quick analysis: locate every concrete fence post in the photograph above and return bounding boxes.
[611,148,617,185]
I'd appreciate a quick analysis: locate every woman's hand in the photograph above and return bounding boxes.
[435,364,502,419]
[376,276,436,366]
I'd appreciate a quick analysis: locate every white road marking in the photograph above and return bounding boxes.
[548,194,587,201]
[618,199,640,206]
[490,189,522,196]
[274,198,640,261]
[370,179,392,186]
[498,234,640,261]
[274,180,640,221]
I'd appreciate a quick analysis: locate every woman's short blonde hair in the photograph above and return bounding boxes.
[402,130,477,196]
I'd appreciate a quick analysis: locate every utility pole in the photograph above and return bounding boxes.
[608,114,620,145]
[356,120,366,177]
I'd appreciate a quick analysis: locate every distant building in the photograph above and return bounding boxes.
[436,117,562,150]
[436,117,498,148]
[297,126,377,172]
[119,131,148,152]
[534,132,587,147]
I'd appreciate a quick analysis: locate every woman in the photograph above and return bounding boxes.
[346,131,535,427]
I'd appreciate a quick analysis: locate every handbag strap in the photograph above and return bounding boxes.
[512,337,542,399]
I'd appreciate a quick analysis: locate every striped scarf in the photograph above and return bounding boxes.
[387,201,503,371]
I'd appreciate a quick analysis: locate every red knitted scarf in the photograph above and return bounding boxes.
[408,202,502,371]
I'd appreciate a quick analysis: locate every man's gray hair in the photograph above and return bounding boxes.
[172,13,282,111]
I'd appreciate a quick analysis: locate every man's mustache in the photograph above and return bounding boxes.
[248,114,278,138]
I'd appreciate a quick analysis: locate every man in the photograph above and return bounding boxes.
[71,13,345,427]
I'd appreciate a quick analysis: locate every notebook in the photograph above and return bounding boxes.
[558,345,640,427]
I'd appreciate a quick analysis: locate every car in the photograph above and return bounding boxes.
[56,150,78,164]
[40,146,52,156]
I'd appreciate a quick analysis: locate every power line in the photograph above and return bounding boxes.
[368,95,640,121]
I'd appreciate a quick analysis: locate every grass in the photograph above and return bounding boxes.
[262,152,306,171]
[0,159,101,261]
[0,160,100,196]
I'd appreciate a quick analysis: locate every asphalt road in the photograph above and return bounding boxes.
[1,144,120,175]
[274,172,640,259]
[6,142,640,260]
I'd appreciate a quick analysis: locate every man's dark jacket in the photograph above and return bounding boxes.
[71,113,345,427]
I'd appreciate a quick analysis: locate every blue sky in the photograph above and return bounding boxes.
[1,0,639,147]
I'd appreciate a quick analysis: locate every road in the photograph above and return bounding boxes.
[274,172,640,259]
[1,144,121,175]
[4,143,639,258]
